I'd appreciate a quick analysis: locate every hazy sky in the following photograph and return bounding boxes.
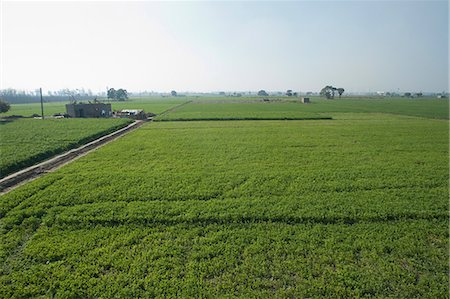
[1,1,448,93]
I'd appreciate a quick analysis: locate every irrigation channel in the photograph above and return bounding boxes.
[0,119,147,194]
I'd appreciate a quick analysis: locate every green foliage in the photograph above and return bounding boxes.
[320,85,336,99]
[0,118,131,177]
[257,90,268,96]
[0,100,10,113]
[0,112,448,297]
[107,88,128,101]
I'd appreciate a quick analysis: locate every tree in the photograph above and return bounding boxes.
[404,92,412,97]
[320,85,334,99]
[107,88,116,100]
[320,85,343,99]
[116,89,128,101]
[0,99,10,113]
[171,90,177,97]
[286,90,293,96]
[331,87,337,98]
[107,88,127,101]
[257,90,268,96]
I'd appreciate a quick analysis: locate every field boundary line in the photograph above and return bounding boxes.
[0,120,146,194]
[154,117,333,122]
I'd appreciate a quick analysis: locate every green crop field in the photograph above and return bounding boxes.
[4,96,448,121]
[155,97,449,121]
[0,118,131,178]
[0,97,448,297]
[2,102,69,117]
[306,97,448,119]
[2,97,187,117]
[155,100,330,121]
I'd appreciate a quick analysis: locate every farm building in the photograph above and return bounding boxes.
[114,109,147,120]
[65,103,112,118]
[301,97,310,104]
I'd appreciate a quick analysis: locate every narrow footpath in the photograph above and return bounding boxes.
[0,119,147,195]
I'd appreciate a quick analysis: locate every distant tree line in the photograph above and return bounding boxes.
[403,92,424,98]
[257,89,299,97]
[285,89,298,97]
[0,88,96,104]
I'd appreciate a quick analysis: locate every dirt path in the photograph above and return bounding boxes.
[0,120,147,195]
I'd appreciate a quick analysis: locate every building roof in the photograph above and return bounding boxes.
[66,103,111,107]
[119,109,144,114]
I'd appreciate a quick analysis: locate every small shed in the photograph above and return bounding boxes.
[301,97,310,104]
[114,109,146,120]
[65,103,112,118]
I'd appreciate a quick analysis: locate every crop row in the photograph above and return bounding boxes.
[1,220,447,298]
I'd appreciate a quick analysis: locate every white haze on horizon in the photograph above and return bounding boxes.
[1,1,448,94]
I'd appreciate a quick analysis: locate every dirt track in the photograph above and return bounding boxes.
[0,120,147,195]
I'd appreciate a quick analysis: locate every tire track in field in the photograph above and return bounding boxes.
[156,100,193,118]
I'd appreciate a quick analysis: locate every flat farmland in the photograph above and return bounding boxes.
[156,97,449,121]
[6,97,448,120]
[110,98,187,114]
[155,100,330,120]
[0,110,448,297]
[0,118,131,178]
[3,97,187,117]
[298,97,448,119]
[2,102,69,117]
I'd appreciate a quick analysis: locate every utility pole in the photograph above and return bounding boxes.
[40,88,44,119]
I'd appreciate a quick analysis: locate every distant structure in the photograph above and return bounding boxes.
[301,97,310,104]
[114,109,147,120]
[65,103,112,118]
